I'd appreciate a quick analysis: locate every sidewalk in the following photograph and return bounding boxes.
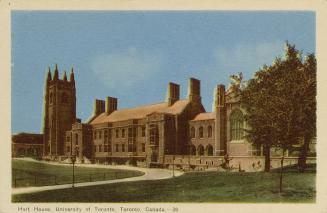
[12,158,184,195]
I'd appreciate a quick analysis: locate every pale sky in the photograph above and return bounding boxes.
[11,11,315,133]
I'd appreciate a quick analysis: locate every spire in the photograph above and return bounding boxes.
[53,64,59,80]
[70,67,75,83]
[47,67,52,81]
[63,71,67,81]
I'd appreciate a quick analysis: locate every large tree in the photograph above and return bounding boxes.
[240,42,316,189]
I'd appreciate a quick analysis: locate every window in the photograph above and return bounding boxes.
[142,143,146,152]
[99,145,102,152]
[104,130,108,140]
[61,92,68,103]
[190,127,195,138]
[99,130,102,139]
[115,144,119,152]
[66,136,70,142]
[122,129,125,138]
[122,144,125,152]
[230,109,244,140]
[197,145,204,156]
[116,129,119,138]
[208,125,212,138]
[141,126,146,137]
[199,126,204,138]
[66,146,70,152]
[94,145,96,153]
[94,131,97,139]
[104,145,108,152]
[206,144,213,156]
[49,93,53,104]
[150,125,159,145]
[190,145,196,155]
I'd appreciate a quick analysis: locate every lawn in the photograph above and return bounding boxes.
[12,159,144,188]
[13,168,315,203]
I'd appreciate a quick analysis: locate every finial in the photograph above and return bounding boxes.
[47,67,52,81]
[53,64,59,80]
[70,67,75,83]
[63,71,67,81]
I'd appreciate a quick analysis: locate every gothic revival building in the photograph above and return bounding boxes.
[42,65,263,167]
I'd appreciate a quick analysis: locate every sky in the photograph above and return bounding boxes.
[11,11,315,134]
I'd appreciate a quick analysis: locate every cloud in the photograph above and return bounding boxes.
[212,41,284,80]
[90,47,163,89]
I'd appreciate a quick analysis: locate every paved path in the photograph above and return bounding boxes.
[12,158,184,195]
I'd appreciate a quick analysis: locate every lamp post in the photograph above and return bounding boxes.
[71,145,79,188]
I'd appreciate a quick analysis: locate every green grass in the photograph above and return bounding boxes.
[13,169,315,203]
[12,159,144,187]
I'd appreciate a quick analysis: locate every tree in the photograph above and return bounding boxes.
[240,42,316,191]
[297,54,316,172]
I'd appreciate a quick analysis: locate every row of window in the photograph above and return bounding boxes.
[94,126,146,140]
[189,144,214,156]
[190,126,213,139]
[191,109,245,141]
[94,143,146,153]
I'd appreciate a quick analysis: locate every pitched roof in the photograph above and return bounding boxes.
[90,99,190,124]
[191,112,216,121]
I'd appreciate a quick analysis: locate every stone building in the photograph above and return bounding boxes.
[40,66,315,170]
[12,133,43,158]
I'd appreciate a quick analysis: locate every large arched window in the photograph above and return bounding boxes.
[230,109,244,140]
[207,125,212,138]
[199,126,204,138]
[190,127,195,138]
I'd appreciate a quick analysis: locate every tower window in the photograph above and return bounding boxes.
[61,92,68,103]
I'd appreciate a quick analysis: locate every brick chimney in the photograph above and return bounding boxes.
[93,99,105,116]
[166,82,180,106]
[105,96,118,115]
[188,78,201,103]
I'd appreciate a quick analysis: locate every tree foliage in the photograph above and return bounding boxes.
[240,42,316,176]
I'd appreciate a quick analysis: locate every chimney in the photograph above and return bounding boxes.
[93,99,105,116]
[213,84,226,111]
[166,82,180,106]
[188,78,201,102]
[105,96,118,115]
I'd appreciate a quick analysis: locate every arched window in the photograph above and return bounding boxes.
[190,145,196,155]
[207,125,212,138]
[190,127,195,138]
[206,144,213,156]
[197,145,204,156]
[230,109,244,140]
[199,126,204,138]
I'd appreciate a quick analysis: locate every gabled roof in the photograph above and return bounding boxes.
[191,112,215,121]
[90,99,190,124]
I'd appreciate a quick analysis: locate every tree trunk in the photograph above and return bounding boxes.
[298,134,310,173]
[264,144,271,172]
[279,149,285,193]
